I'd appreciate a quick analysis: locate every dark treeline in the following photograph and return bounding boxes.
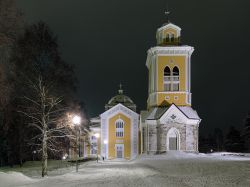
[199,113,250,153]
[0,0,87,167]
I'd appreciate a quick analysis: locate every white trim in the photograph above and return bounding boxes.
[115,119,124,138]
[101,103,138,118]
[100,103,139,160]
[146,46,194,68]
[156,91,188,94]
[157,23,181,35]
[185,55,188,92]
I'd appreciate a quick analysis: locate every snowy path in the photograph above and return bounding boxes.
[1,153,250,187]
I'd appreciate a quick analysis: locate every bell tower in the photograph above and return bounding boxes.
[146,17,194,109]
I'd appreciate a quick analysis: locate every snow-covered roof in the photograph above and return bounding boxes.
[90,116,101,128]
[140,110,149,123]
[146,107,167,120]
[157,22,181,32]
[105,88,136,112]
[146,104,200,120]
[178,106,200,119]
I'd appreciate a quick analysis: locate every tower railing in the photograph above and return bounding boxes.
[164,76,179,82]
[164,76,180,91]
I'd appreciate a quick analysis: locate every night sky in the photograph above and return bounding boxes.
[16,0,250,135]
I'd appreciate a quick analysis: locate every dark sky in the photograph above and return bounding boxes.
[15,0,250,135]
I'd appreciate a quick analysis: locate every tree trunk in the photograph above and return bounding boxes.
[42,133,48,177]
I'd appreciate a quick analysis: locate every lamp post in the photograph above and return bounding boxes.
[94,133,100,163]
[72,115,81,172]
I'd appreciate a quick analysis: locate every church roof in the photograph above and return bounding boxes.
[107,93,134,106]
[157,22,181,32]
[90,116,100,128]
[105,85,136,112]
[146,104,200,120]
[146,107,167,120]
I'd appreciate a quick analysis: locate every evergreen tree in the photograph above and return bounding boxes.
[242,113,250,152]
[0,0,24,166]
[224,126,244,152]
[213,128,224,151]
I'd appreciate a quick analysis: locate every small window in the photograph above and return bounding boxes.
[173,66,179,76]
[166,33,170,42]
[172,66,180,91]
[170,33,175,42]
[116,120,124,137]
[164,66,171,76]
[164,66,171,91]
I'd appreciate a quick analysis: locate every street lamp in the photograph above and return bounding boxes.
[94,133,100,163]
[72,115,81,172]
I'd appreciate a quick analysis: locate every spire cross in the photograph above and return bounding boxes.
[164,1,171,23]
[165,10,171,23]
[118,83,123,94]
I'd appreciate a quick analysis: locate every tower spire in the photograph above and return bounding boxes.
[118,83,123,94]
[164,2,171,23]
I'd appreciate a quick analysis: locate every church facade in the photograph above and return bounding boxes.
[83,20,201,160]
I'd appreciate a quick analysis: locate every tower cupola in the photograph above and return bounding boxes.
[156,23,181,46]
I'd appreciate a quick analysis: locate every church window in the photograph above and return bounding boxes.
[166,33,174,43]
[166,33,170,42]
[164,66,171,91]
[115,120,124,137]
[170,33,175,42]
[172,66,180,91]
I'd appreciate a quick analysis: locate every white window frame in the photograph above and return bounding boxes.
[115,119,124,137]
[163,66,180,92]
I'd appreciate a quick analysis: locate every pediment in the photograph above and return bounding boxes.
[100,103,138,119]
[159,105,188,124]
[157,23,181,33]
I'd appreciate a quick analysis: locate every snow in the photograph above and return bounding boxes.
[0,152,250,187]
[0,172,36,187]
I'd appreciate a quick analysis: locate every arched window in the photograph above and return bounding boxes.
[164,66,171,76]
[166,33,174,43]
[173,66,179,76]
[170,33,175,42]
[164,66,171,91]
[172,66,180,91]
[166,33,170,42]
[115,120,124,137]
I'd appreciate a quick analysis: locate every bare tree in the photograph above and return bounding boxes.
[19,76,74,177]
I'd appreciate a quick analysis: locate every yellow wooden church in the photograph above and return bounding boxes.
[74,17,201,160]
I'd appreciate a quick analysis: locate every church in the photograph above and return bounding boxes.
[83,18,201,160]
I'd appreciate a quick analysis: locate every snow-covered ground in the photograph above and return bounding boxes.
[1,152,250,187]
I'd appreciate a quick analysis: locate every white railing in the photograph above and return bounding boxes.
[172,76,179,81]
[164,76,179,82]
[164,76,171,82]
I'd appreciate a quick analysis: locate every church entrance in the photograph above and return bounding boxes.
[115,144,124,158]
[169,137,177,150]
[167,128,180,151]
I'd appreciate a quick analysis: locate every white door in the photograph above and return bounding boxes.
[116,144,124,159]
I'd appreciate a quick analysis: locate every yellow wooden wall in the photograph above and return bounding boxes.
[108,113,131,160]
[156,55,189,106]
